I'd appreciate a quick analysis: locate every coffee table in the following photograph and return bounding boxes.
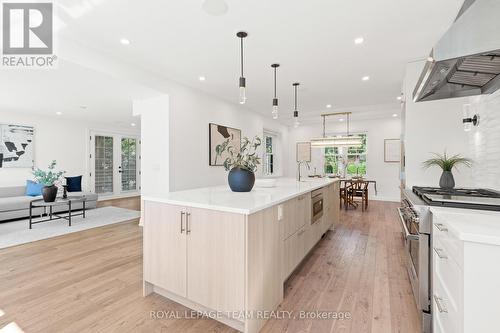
[29,196,87,229]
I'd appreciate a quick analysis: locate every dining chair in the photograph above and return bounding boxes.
[349,180,369,211]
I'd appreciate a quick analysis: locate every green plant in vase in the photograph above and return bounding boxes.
[422,151,472,189]
[216,136,262,192]
[32,160,66,202]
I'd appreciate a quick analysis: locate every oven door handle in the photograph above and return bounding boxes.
[397,208,419,241]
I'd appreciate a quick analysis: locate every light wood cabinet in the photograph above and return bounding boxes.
[144,181,340,333]
[186,207,245,313]
[143,201,187,297]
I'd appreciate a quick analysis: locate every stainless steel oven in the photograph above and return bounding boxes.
[400,191,432,333]
[311,189,323,224]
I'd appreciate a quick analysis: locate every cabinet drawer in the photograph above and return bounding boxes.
[433,217,463,268]
[433,236,462,311]
[433,270,461,333]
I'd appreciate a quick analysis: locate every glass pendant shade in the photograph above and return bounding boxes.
[239,85,246,104]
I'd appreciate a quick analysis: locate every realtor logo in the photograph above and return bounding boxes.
[1,2,56,68]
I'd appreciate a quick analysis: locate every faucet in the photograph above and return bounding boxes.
[297,161,310,182]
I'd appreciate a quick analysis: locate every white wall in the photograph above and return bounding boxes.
[167,85,289,192]
[286,117,402,202]
[403,60,473,189]
[466,90,500,191]
[133,95,170,196]
[0,111,139,190]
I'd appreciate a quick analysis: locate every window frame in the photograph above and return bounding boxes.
[324,133,367,176]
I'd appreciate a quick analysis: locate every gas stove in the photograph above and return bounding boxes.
[412,186,500,211]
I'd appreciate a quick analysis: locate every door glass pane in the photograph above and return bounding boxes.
[95,135,114,194]
[121,138,137,191]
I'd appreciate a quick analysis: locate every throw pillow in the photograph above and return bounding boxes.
[26,180,44,196]
[65,175,82,192]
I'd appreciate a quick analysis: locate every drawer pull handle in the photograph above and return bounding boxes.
[433,295,448,313]
[435,223,448,232]
[433,247,448,259]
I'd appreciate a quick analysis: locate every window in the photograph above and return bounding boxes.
[263,131,281,176]
[263,134,274,175]
[324,134,367,176]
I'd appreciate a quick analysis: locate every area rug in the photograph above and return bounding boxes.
[0,206,140,249]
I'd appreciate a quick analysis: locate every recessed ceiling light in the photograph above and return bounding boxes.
[339,118,344,122]
[120,38,131,45]
[326,104,332,108]
[199,76,206,81]
[354,37,364,45]
[392,113,398,117]
[131,123,136,127]
[362,76,370,81]
[55,111,62,115]
[202,0,228,16]
[396,96,402,100]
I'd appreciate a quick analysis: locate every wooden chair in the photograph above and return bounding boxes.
[348,180,369,211]
[341,180,358,210]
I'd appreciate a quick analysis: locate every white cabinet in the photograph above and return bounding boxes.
[432,213,500,333]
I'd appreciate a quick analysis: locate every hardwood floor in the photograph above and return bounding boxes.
[0,201,420,333]
[97,195,141,211]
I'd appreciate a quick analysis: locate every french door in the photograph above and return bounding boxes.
[90,132,140,196]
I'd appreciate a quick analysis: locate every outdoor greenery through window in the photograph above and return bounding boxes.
[324,134,367,176]
[263,134,274,175]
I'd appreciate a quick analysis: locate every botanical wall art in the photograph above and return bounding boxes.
[0,124,34,168]
[209,123,241,166]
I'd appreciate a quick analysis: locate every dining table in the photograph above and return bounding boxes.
[335,177,377,210]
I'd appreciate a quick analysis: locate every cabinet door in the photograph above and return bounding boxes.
[295,227,307,265]
[186,207,245,312]
[143,201,187,297]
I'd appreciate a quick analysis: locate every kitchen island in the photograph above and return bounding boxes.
[142,178,340,333]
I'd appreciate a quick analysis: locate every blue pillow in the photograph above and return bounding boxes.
[26,180,44,196]
[65,176,82,192]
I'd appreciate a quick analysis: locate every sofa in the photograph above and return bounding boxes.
[0,186,98,222]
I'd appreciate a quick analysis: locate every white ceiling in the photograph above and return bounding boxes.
[0,60,159,126]
[3,0,464,124]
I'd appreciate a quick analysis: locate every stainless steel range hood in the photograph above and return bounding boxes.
[413,0,500,102]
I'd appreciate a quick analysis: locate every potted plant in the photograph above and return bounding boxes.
[422,151,472,189]
[216,136,262,192]
[32,160,66,202]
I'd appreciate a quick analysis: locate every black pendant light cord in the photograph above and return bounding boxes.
[274,67,277,98]
[240,37,244,77]
[294,84,298,111]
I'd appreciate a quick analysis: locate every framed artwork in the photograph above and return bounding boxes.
[384,139,401,163]
[0,124,34,168]
[209,123,241,166]
[296,142,311,162]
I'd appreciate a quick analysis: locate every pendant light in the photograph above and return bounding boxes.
[310,112,363,147]
[271,64,280,119]
[293,82,300,128]
[236,31,248,104]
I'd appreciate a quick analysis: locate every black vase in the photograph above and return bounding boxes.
[439,171,455,190]
[42,185,58,202]
[228,167,255,192]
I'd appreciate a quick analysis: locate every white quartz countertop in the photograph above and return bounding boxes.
[142,177,339,215]
[430,207,500,245]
